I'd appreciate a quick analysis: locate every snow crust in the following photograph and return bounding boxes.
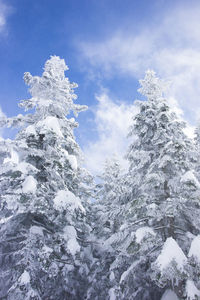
[63,225,80,256]
[188,235,200,262]
[22,175,37,193]
[19,270,30,285]
[161,289,179,300]
[37,116,63,137]
[155,237,187,271]
[186,280,200,300]
[135,226,156,243]
[53,189,85,213]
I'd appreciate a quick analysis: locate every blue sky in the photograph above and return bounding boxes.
[1,0,200,173]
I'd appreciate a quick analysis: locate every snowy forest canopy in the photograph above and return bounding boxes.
[1,56,200,300]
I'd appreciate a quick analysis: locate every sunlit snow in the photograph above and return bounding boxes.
[53,189,85,213]
[25,125,36,135]
[155,237,187,271]
[37,116,63,137]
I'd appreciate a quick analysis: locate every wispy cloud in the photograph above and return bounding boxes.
[0,0,12,34]
[83,91,137,174]
[80,3,200,125]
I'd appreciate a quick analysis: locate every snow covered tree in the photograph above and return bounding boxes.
[101,71,200,299]
[0,56,92,299]
[86,156,126,300]
[93,156,125,239]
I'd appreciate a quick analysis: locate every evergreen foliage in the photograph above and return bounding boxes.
[89,71,200,300]
[86,156,126,300]
[1,60,200,300]
[0,56,92,299]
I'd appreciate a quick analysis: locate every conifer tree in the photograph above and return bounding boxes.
[103,71,200,299]
[86,156,127,300]
[0,56,92,299]
[94,156,125,239]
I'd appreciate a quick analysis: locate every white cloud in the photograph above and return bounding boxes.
[0,0,12,34]
[80,3,200,125]
[83,92,137,175]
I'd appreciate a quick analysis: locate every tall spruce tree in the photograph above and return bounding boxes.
[100,71,200,299]
[0,56,92,299]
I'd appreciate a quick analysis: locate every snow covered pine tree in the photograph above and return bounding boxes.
[99,71,200,299]
[86,156,126,300]
[94,156,125,240]
[0,56,92,299]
